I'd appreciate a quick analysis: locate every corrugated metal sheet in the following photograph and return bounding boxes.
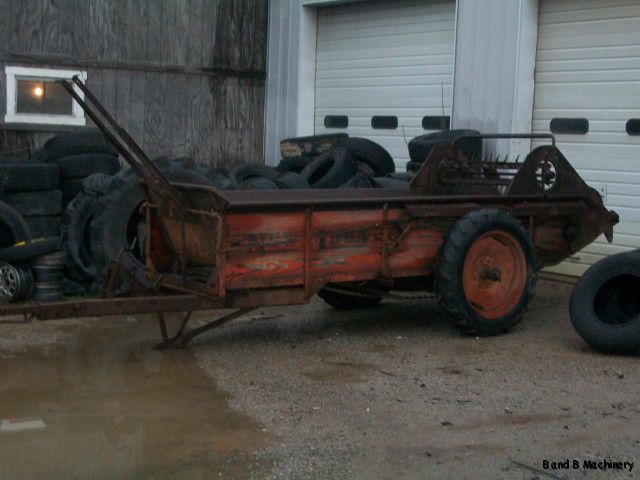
[314,0,456,170]
[533,0,640,275]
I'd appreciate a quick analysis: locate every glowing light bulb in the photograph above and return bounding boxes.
[33,86,44,97]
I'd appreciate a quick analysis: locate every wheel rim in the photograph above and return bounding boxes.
[462,230,527,319]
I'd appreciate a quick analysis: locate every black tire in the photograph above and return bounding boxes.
[336,137,395,176]
[276,156,313,174]
[91,167,215,282]
[406,160,423,173]
[436,209,537,336]
[61,194,100,283]
[38,130,117,162]
[53,153,120,180]
[61,178,85,204]
[339,173,373,189]
[301,148,358,188]
[228,163,280,188]
[24,216,61,238]
[238,177,279,190]
[371,177,409,189]
[318,286,383,310]
[273,172,311,189]
[82,173,113,196]
[0,201,32,247]
[570,251,640,354]
[0,237,62,263]
[408,129,482,163]
[0,161,59,192]
[2,190,62,216]
[280,133,348,158]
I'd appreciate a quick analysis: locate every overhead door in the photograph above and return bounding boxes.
[314,0,456,171]
[533,0,640,275]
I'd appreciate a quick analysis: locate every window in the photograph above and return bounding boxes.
[324,115,348,128]
[4,66,87,126]
[371,116,398,129]
[549,118,589,135]
[422,115,450,130]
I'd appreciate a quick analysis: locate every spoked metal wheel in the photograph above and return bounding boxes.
[0,262,34,303]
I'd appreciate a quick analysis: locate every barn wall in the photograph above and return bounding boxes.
[0,0,267,168]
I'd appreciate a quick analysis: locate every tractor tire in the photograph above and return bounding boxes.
[436,208,537,335]
[570,251,640,354]
[61,193,100,283]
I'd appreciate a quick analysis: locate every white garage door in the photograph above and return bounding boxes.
[314,0,456,171]
[533,0,640,276]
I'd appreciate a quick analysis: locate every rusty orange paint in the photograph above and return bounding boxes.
[462,230,527,319]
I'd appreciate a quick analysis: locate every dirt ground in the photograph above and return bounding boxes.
[1,279,639,479]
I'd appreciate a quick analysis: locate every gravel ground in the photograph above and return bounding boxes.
[192,279,640,479]
[1,279,638,479]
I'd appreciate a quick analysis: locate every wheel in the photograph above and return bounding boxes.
[0,161,59,192]
[335,137,395,176]
[0,201,32,247]
[0,262,34,303]
[318,285,383,310]
[62,193,100,283]
[301,147,358,188]
[36,130,117,161]
[570,251,640,354]
[3,190,62,216]
[436,209,537,335]
[408,129,482,163]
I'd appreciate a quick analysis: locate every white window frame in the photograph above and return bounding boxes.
[4,66,87,126]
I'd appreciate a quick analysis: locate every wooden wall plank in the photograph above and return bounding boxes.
[160,0,177,64]
[57,0,75,57]
[115,69,132,131]
[128,70,146,148]
[185,0,203,67]
[10,0,42,54]
[126,0,148,62]
[72,0,91,58]
[40,0,60,56]
[146,0,162,63]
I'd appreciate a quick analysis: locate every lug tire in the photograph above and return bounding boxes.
[436,208,537,335]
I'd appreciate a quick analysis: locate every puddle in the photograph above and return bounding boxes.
[0,316,273,480]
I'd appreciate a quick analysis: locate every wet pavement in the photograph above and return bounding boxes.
[1,280,639,479]
[0,316,272,480]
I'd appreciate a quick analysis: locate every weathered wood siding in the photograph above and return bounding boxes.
[0,0,267,167]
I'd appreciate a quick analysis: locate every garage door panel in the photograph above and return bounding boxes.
[315,0,455,169]
[534,0,640,274]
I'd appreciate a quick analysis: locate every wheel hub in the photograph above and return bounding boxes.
[462,230,527,319]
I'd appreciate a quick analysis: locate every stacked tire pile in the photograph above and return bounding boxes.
[0,130,122,303]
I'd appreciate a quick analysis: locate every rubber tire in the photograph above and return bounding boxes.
[2,190,62,216]
[238,177,279,190]
[228,163,280,188]
[318,287,383,310]
[336,137,395,176]
[0,237,62,263]
[61,179,85,204]
[276,156,313,174]
[273,172,311,189]
[82,173,113,196]
[53,153,120,180]
[406,160,423,173]
[569,251,640,354]
[39,130,117,161]
[339,173,374,189]
[436,208,537,336]
[0,161,59,192]
[301,148,358,189]
[0,201,32,247]
[280,133,348,158]
[24,216,61,238]
[61,193,100,283]
[371,177,409,189]
[408,129,482,163]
